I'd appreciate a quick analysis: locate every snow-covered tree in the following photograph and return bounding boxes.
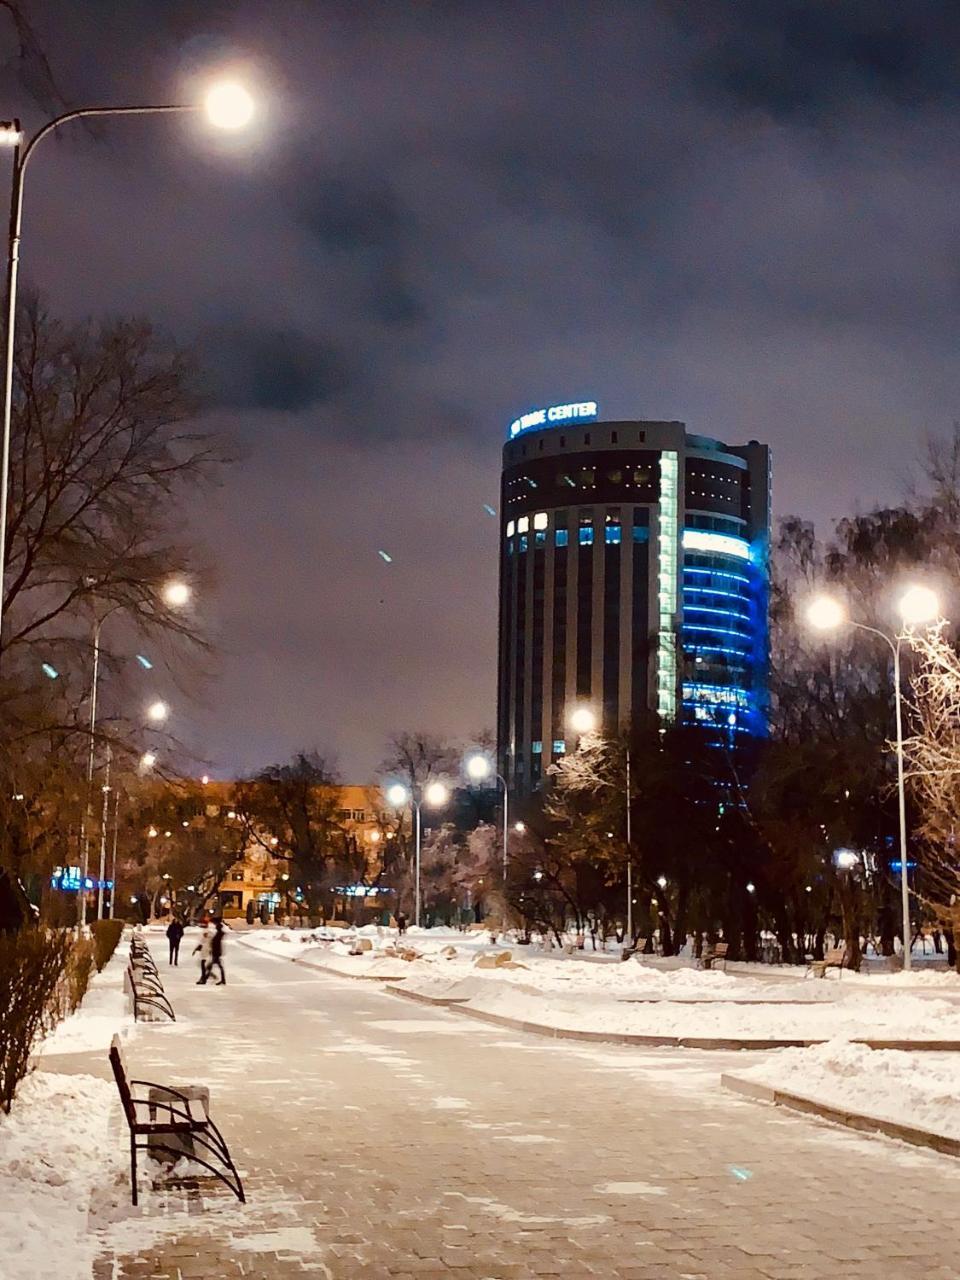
[902,622,960,957]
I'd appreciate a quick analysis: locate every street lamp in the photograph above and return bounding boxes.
[465,753,510,882]
[387,780,449,927]
[568,704,636,945]
[0,79,254,655]
[805,584,943,971]
[146,699,170,723]
[161,579,192,609]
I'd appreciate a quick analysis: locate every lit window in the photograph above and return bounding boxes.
[579,527,594,545]
[555,529,569,547]
[605,507,621,523]
[531,741,543,754]
[517,516,529,533]
[552,739,566,754]
[519,534,528,551]
[535,530,546,546]
[506,520,515,537]
[633,526,649,542]
[533,511,548,530]
[605,525,622,545]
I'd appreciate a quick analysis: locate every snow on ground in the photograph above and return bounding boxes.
[239,925,960,1043]
[734,1041,960,1141]
[451,981,960,1041]
[38,946,132,1056]
[0,1071,123,1280]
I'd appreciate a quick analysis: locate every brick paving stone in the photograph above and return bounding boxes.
[74,938,960,1279]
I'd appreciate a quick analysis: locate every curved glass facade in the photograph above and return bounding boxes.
[498,418,770,794]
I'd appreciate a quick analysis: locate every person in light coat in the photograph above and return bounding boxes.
[192,928,212,984]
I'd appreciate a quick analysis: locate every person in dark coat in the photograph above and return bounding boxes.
[396,911,407,937]
[166,918,185,965]
[208,919,226,985]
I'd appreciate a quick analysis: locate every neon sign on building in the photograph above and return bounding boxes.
[509,400,598,438]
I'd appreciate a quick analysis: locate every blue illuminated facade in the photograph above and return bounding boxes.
[497,415,770,795]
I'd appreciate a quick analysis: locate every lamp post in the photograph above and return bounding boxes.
[387,780,449,928]
[76,594,180,930]
[465,754,509,880]
[806,583,942,972]
[568,705,634,944]
[0,85,253,655]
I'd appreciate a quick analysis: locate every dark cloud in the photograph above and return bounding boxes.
[5,1,960,776]
[202,327,354,412]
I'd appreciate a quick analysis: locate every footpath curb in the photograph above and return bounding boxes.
[721,1072,960,1158]
[387,985,960,1052]
[239,943,960,1054]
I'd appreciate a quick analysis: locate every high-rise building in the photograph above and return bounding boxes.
[496,403,771,795]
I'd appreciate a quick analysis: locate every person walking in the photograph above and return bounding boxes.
[193,928,212,984]
[166,918,184,966]
[208,919,227,985]
[396,911,407,937]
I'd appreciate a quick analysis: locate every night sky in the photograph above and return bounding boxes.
[3,2,960,779]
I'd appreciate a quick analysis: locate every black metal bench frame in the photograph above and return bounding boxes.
[109,1035,245,1205]
[126,963,176,1022]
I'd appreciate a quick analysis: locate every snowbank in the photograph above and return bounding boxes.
[37,947,131,1057]
[403,975,960,1042]
[0,1071,122,1280]
[733,1041,960,1141]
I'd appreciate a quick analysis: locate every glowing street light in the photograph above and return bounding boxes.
[466,752,511,885]
[386,779,449,926]
[146,700,169,723]
[898,584,940,628]
[514,821,526,834]
[161,579,192,609]
[569,706,598,735]
[0,82,254,663]
[805,583,945,971]
[204,80,255,131]
[806,595,846,631]
[140,751,157,770]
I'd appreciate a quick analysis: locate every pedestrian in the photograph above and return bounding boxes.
[166,918,184,966]
[209,918,227,985]
[193,928,212,985]
[396,911,407,937]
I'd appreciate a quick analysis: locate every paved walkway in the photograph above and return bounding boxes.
[91,937,960,1278]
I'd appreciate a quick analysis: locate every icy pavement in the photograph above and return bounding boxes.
[81,940,960,1278]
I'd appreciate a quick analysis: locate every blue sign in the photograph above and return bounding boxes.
[509,400,598,438]
[50,866,113,892]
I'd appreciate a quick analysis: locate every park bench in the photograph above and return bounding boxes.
[697,940,729,971]
[109,1035,244,1206]
[805,946,847,979]
[125,964,176,1022]
[126,940,175,1022]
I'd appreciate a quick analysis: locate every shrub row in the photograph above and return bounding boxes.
[91,918,124,972]
[0,929,99,1114]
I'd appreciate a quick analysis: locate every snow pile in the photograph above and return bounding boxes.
[453,979,960,1042]
[0,1071,123,1280]
[735,1040,960,1140]
[38,948,131,1057]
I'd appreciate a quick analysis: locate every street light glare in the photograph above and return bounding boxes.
[466,754,491,781]
[162,579,191,608]
[387,783,408,807]
[0,123,23,146]
[569,705,597,734]
[146,699,169,723]
[806,595,846,631]
[204,81,255,130]
[140,751,157,769]
[425,781,449,807]
[898,584,940,627]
